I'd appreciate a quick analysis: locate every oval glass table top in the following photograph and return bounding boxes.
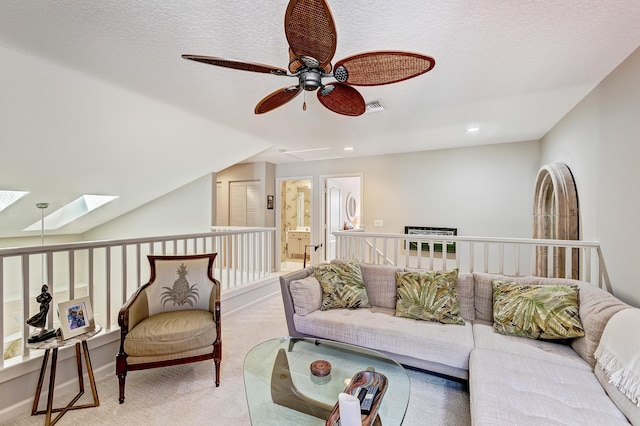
[243,337,410,425]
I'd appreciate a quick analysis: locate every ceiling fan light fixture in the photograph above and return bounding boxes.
[300,69,323,91]
[320,85,335,96]
[333,66,348,82]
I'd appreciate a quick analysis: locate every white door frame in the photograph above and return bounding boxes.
[320,173,364,263]
[275,176,314,271]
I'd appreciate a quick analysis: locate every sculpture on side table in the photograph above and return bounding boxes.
[26,284,57,343]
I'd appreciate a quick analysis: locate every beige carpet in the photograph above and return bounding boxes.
[4,296,470,426]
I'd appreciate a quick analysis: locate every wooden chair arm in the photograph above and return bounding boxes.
[118,282,151,333]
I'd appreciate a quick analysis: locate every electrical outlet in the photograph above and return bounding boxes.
[374,220,383,227]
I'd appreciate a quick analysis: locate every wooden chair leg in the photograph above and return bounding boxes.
[118,372,127,403]
[214,359,221,387]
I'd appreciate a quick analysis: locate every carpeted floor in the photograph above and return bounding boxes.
[4,296,470,426]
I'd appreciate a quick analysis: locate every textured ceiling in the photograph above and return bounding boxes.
[1,0,640,236]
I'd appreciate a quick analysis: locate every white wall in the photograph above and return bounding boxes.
[0,45,272,238]
[276,141,540,249]
[541,46,640,306]
[83,173,215,240]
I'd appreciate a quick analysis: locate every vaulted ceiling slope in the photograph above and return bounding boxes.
[1,1,640,237]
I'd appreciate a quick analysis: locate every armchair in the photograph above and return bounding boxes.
[116,253,221,403]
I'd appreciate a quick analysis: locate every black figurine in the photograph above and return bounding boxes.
[27,284,57,343]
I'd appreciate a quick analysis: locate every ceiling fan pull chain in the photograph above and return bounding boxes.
[303,90,307,111]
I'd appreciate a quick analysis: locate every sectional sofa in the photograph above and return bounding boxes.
[279,261,640,425]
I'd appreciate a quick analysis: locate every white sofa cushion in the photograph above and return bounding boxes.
[470,348,630,426]
[596,366,640,425]
[571,281,630,367]
[358,263,404,309]
[289,275,322,316]
[457,272,476,322]
[473,323,590,370]
[472,272,630,367]
[294,307,474,371]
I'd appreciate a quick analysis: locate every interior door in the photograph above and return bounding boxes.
[325,185,341,261]
[230,181,260,226]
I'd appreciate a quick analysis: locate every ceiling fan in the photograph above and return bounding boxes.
[182,0,435,116]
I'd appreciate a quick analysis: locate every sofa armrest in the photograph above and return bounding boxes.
[279,267,314,337]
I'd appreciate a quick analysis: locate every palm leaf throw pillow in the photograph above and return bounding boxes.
[492,281,585,340]
[314,260,371,310]
[395,269,464,325]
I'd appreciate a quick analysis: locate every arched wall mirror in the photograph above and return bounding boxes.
[533,163,579,278]
[345,192,357,224]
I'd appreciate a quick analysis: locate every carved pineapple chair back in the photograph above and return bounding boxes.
[116,253,221,403]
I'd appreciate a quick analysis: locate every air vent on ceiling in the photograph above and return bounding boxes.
[365,100,384,114]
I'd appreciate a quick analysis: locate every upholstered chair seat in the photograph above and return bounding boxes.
[123,310,217,363]
[117,253,221,403]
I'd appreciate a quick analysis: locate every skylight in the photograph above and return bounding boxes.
[0,190,29,212]
[24,195,118,231]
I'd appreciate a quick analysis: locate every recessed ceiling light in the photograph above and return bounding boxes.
[344,146,354,151]
[466,127,480,133]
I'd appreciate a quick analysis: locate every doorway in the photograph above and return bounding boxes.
[278,178,312,271]
[323,175,362,262]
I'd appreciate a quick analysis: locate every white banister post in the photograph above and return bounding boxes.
[483,242,489,273]
[21,254,30,358]
[46,252,54,330]
[584,247,592,282]
[121,245,127,309]
[105,247,112,327]
[69,250,76,301]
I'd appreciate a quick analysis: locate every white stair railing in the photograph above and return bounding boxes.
[0,227,274,369]
[335,231,609,290]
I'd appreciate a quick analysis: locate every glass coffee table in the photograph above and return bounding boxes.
[243,337,410,425]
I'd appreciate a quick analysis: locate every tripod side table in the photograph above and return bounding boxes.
[27,324,101,425]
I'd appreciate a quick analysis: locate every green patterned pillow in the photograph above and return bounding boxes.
[492,281,585,340]
[395,269,464,325]
[314,260,370,310]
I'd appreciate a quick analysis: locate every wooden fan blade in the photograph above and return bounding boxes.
[255,86,302,114]
[182,55,288,76]
[285,0,337,69]
[334,51,435,86]
[317,83,365,116]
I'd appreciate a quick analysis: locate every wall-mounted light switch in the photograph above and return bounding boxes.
[374,220,383,227]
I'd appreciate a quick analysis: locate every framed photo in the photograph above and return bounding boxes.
[267,195,274,210]
[404,226,457,253]
[57,297,95,339]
